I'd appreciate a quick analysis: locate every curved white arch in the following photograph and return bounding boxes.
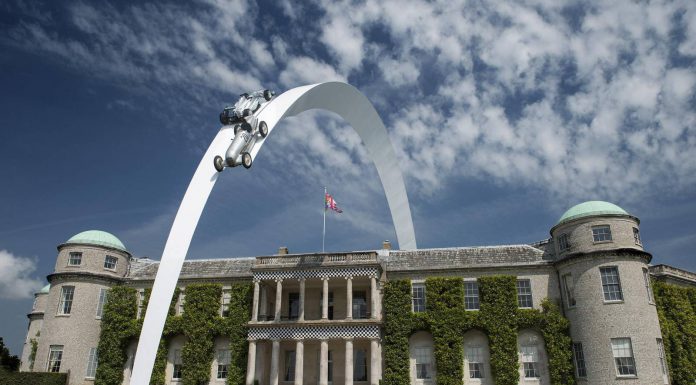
[130,82,416,385]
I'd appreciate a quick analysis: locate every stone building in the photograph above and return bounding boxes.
[19,201,696,385]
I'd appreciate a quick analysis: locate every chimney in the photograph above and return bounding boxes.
[278,246,289,255]
[382,240,392,250]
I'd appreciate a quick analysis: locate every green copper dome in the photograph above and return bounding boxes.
[557,201,629,225]
[40,284,50,294]
[65,230,127,252]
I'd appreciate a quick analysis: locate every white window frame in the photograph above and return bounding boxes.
[657,338,668,384]
[137,289,145,319]
[103,255,117,270]
[466,345,485,379]
[85,347,98,379]
[572,342,586,378]
[412,283,426,313]
[633,227,641,245]
[414,346,433,380]
[558,234,570,252]
[47,345,64,373]
[217,349,230,380]
[517,279,533,309]
[520,345,540,378]
[58,286,75,315]
[600,266,624,302]
[172,349,183,380]
[464,281,480,311]
[96,288,108,319]
[611,338,637,377]
[221,289,231,317]
[68,252,82,266]
[642,268,654,304]
[177,291,185,315]
[592,225,613,242]
[354,349,368,381]
[562,273,576,308]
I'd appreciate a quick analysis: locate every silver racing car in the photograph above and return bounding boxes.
[214,89,274,171]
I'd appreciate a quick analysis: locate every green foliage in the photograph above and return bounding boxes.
[0,337,20,372]
[381,280,412,385]
[0,369,67,385]
[95,286,138,385]
[95,283,252,385]
[653,281,696,385]
[29,337,38,370]
[382,276,575,385]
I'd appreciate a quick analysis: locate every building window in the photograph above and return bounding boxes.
[288,292,300,320]
[466,346,485,379]
[85,347,98,378]
[48,345,64,373]
[327,350,333,382]
[320,291,334,320]
[353,291,368,319]
[284,350,296,381]
[177,291,185,315]
[96,288,108,318]
[611,338,637,376]
[642,268,654,304]
[172,349,182,380]
[415,347,433,379]
[221,289,231,317]
[464,281,480,310]
[104,255,117,270]
[561,273,576,308]
[68,252,82,266]
[657,338,668,384]
[600,266,624,302]
[633,227,641,245]
[592,225,612,242]
[217,349,230,379]
[412,284,426,313]
[58,286,75,315]
[558,234,570,252]
[137,290,145,319]
[572,342,587,378]
[520,345,540,378]
[354,349,367,381]
[517,279,533,308]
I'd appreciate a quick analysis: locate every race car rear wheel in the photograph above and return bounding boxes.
[241,152,252,169]
[259,121,269,138]
[263,89,273,101]
[243,108,251,117]
[241,122,253,132]
[213,156,225,172]
[219,112,226,125]
[234,125,242,135]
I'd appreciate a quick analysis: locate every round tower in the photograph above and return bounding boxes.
[35,230,131,385]
[551,201,667,384]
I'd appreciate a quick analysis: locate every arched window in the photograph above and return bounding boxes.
[410,331,436,384]
[517,329,550,384]
[463,330,492,385]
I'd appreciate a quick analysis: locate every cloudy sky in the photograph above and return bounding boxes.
[1,0,695,354]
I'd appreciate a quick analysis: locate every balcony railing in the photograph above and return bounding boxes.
[255,252,377,267]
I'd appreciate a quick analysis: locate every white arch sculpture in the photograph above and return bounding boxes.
[130,81,417,385]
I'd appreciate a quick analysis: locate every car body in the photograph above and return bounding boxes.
[214,120,270,171]
[219,89,275,125]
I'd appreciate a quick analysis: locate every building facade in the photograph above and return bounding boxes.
[19,201,696,385]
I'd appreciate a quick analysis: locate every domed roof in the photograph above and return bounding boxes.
[557,201,629,225]
[65,230,127,252]
[39,284,50,294]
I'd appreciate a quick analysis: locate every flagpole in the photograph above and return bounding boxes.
[322,186,327,252]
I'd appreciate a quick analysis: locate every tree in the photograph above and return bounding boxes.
[0,337,21,372]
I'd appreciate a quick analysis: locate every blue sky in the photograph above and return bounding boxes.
[1,0,695,355]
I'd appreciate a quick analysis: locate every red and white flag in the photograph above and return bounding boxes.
[325,193,343,213]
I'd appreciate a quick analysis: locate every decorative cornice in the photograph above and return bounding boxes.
[553,248,651,266]
[47,271,124,285]
[248,324,380,340]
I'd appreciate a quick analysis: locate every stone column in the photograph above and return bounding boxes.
[370,277,378,319]
[370,339,380,385]
[294,340,304,385]
[274,279,283,322]
[270,339,280,385]
[345,338,354,385]
[322,278,329,320]
[245,340,256,385]
[346,277,353,320]
[252,280,260,322]
[299,278,305,321]
[260,285,268,320]
[319,339,329,385]
[255,342,264,383]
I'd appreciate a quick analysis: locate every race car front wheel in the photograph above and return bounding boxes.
[259,121,269,138]
[213,156,225,172]
[242,152,253,169]
[263,89,273,101]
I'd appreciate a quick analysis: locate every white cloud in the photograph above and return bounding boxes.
[279,57,346,87]
[0,250,43,300]
[320,16,365,72]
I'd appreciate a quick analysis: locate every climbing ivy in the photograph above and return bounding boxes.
[382,276,575,385]
[653,280,696,385]
[94,283,251,385]
[28,333,38,371]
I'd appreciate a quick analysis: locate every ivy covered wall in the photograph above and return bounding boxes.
[653,281,696,385]
[382,276,575,385]
[95,282,251,385]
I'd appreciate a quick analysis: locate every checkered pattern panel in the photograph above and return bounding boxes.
[248,324,380,340]
[254,266,379,281]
